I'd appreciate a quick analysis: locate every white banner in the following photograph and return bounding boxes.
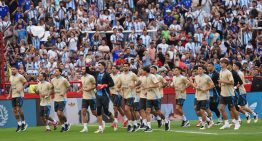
[30,26,45,38]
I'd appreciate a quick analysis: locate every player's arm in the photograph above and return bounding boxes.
[146,75,159,89]
[161,77,168,88]
[202,77,215,91]
[63,79,71,96]
[134,74,141,87]
[116,75,122,89]
[106,73,114,88]
[20,75,28,91]
[218,72,233,85]
[7,85,12,99]
[182,77,190,90]
[50,80,55,96]
[84,77,96,92]
[235,72,243,87]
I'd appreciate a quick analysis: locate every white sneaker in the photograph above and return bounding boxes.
[254,114,258,123]
[200,125,206,130]
[80,128,88,133]
[234,123,240,130]
[220,124,230,130]
[94,129,103,134]
[113,123,118,131]
[102,121,106,130]
[246,115,251,124]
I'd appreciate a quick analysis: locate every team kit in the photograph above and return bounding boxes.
[8,59,258,133]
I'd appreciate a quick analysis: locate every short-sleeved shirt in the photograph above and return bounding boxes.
[118,72,138,99]
[138,76,147,99]
[195,74,214,101]
[237,70,246,95]
[146,74,160,100]
[81,74,96,100]
[10,74,27,98]
[51,76,70,102]
[110,74,120,95]
[155,74,167,98]
[36,81,52,106]
[0,5,9,19]
[171,75,189,99]
[219,69,235,97]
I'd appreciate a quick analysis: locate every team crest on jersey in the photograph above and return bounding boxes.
[0,105,8,126]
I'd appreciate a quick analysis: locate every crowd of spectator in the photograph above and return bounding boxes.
[1,0,262,90]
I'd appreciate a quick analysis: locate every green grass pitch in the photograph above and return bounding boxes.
[1,120,261,141]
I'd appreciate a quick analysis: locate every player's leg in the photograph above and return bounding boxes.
[205,100,214,128]
[46,105,57,130]
[125,98,134,132]
[116,95,128,127]
[41,106,52,131]
[151,108,162,127]
[194,98,202,127]
[55,101,69,132]
[210,97,222,125]
[198,101,207,130]
[139,98,147,129]
[12,98,22,132]
[17,97,28,131]
[177,99,189,127]
[155,99,170,131]
[239,94,258,123]
[131,102,141,132]
[219,97,230,129]
[95,96,104,133]
[145,100,153,132]
[80,99,88,132]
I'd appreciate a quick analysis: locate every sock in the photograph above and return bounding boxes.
[123,116,128,121]
[245,112,249,117]
[136,120,141,125]
[140,116,142,120]
[206,116,211,122]
[18,121,22,126]
[165,118,169,123]
[182,115,187,121]
[232,119,236,124]
[156,116,161,120]
[99,125,103,130]
[133,120,138,126]
[114,118,118,123]
[83,123,87,129]
[62,124,65,128]
[238,116,241,122]
[225,120,229,125]
[235,120,240,125]
[252,112,257,116]
[53,120,57,124]
[46,125,51,130]
[143,119,147,125]
[147,122,151,128]
[22,121,26,124]
[128,120,133,126]
[201,121,205,126]
[198,117,202,122]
